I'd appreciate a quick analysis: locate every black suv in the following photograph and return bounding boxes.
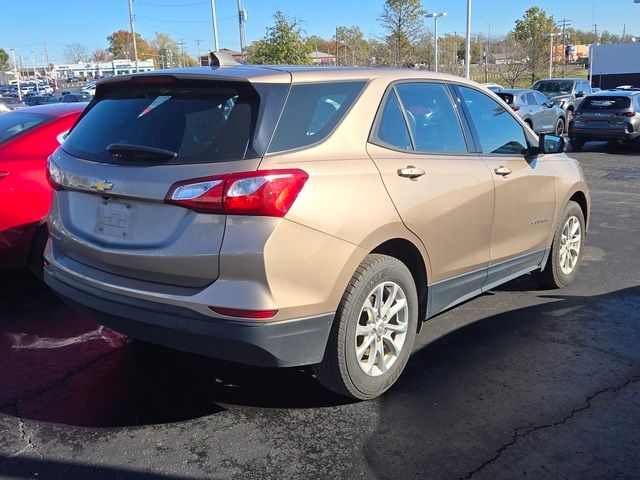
[532,78,593,120]
[568,89,640,150]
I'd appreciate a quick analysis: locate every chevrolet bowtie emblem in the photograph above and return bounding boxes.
[90,180,114,192]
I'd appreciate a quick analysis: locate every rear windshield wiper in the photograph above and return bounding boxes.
[106,143,177,161]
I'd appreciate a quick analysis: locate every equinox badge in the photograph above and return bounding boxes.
[90,180,114,192]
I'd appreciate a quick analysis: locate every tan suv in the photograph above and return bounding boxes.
[45,66,590,399]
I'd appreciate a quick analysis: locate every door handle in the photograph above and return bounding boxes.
[494,166,512,176]
[398,166,425,179]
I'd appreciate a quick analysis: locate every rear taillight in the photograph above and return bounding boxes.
[46,158,64,191]
[616,111,636,117]
[165,169,308,217]
[209,306,277,319]
[511,105,520,112]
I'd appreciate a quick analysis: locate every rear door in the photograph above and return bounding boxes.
[49,76,288,288]
[454,85,556,288]
[367,82,495,314]
[527,92,553,133]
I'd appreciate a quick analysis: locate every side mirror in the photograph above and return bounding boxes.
[546,101,554,108]
[575,91,585,98]
[539,134,566,154]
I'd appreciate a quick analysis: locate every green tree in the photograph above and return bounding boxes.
[334,26,370,66]
[152,32,181,68]
[514,6,556,82]
[0,48,9,70]
[379,0,426,66]
[599,31,621,44]
[107,30,156,60]
[246,11,311,65]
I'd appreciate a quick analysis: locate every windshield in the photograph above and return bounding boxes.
[64,80,264,165]
[532,80,574,97]
[0,112,52,144]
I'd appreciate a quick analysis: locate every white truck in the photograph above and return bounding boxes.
[589,42,640,90]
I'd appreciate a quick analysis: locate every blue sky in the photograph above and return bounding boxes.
[1,0,638,64]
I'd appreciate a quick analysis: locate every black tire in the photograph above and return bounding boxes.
[27,224,48,281]
[565,108,574,123]
[532,201,585,289]
[554,117,565,136]
[313,254,418,400]
[569,138,584,151]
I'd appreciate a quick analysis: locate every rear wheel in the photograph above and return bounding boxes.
[554,117,565,136]
[532,201,585,289]
[313,254,418,400]
[569,138,584,151]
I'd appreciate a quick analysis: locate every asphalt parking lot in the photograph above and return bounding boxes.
[0,143,639,480]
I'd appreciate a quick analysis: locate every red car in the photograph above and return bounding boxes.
[0,103,86,274]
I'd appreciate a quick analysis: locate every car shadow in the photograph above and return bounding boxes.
[0,270,349,428]
[363,284,640,479]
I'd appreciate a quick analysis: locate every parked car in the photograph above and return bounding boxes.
[568,90,640,150]
[532,78,593,120]
[496,89,567,135]
[0,103,86,274]
[44,67,590,399]
[23,95,59,106]
[482,82,504,92]
[60,93,93,103]
[0,97,25,112]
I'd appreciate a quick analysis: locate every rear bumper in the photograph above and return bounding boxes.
[569,126,640,142]
[44,267,335,368]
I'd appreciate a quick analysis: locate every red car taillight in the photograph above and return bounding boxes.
[46,158,64,191]
[209,306,278,319]
[511,105,520,112]
[165,169,309,217]
[616,111,637,117]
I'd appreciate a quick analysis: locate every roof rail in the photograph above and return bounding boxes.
[209,51,242,67]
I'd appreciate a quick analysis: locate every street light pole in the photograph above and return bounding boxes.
[31,51,39,94]
[546,32,562,78]
[11,49,22,101]
[425,12,447,73]
[465,0,472,79]
[128,0,139,73]
[210,0,219,52]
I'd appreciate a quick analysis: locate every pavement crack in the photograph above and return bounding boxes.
[459,373,640,480]
[13,403,43,459]
[0,344,124,413]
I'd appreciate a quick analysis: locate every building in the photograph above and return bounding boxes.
[52,59,155,80]
[309,51,337,65]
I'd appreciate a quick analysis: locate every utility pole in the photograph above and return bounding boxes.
[237,0,247,57]
[335,27,339,66]
[11,49,21,101]
[31,51,39,93]
[465,0,472,79]
[128,0,139,72]
[210,0,219,52]
[179,39,186,67]
[196,39,202,65]
[557,18,571,73]
[592,24,598,43]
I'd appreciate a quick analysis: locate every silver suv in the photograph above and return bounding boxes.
[532,78,593,120]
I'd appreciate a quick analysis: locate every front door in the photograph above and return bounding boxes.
[367,82,495,315]
[455,85,557,288]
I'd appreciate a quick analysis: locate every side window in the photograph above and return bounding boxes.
[526,92,538,105]
[268,81,366,153]
[375,91,412,150]
[394,83,467,154]
[582,82,592,94]
[534,91,549,106]
[457,86,528,155]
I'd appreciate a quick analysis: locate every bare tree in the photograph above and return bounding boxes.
[64,43,89,63]
[91,48,111,62]
[494,36,529,88]
[379,0,426,67]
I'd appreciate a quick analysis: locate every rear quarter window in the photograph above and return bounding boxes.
[267,81,366,153]
[0,112,52,144]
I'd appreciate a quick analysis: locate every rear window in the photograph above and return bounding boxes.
[496,93,514,105]
[63,80,261,164]
[0,112,52,144]
[267,81,366,153]
[581,96,631,110]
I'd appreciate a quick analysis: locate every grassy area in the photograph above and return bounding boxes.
[443,63,589,88]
